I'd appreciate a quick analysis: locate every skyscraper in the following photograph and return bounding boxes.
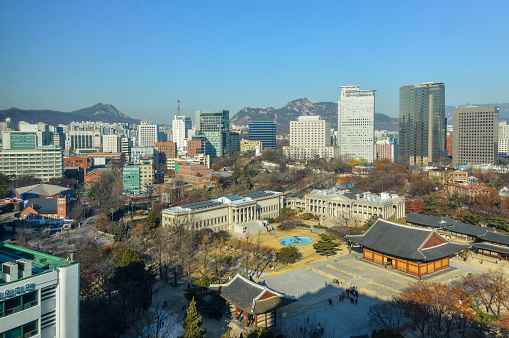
[249,121,277,149]
[453,106,498,165]
[172,115,192,150]
[398,82,445,164]
[137,121,157,148]
[195,110,230,157]
[283,116,338,160]
[338,85,375,162]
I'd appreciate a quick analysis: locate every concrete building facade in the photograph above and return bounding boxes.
[0,243,80,338]
[296,189,405,222]
[338,85,375,162]
[137,121,157,148]
[283,116,338,160]
[453,106,499,165]
[162,191,284,232]
[0,146,63,180]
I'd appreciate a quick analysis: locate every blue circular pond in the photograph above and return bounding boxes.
[279,236,313,246]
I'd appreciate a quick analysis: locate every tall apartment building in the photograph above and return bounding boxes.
[338,85,375,162]
[283,116,338,160]
[138,121,157,148]
[453,106,499,165]
[0,146,63,180]
[195,110,230,157]
[230,131,240,153]
[248,121,276,149]
[0,243,79,337]
[102,134,121,153]
[172,115,192,150]
[398,82,445,164]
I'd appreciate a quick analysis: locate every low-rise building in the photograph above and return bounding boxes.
[301,188,405,222]
[240,140,262,153]
[427,168,467,184]
[175,163,214,185]
[346,219,468,277]
[0,243,80,337]
[405,212,493,241]
[0,146,63,180]
[162,191,284,232]
[20,197,68,222]
[14,184,73,200]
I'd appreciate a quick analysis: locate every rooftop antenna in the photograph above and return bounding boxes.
[177,99,181,117]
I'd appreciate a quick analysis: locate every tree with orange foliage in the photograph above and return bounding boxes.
[395,281,474,338]
[461,269,509,316]
[473,187,502,209]
[406,199,424,214]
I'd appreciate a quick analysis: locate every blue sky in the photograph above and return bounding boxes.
[1,1,508,124]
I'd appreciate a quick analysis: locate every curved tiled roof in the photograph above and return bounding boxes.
[209,274,295,314]
[478,231,509,246]
[346,219,468,262]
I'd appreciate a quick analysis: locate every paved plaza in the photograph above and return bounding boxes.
[260,253,489,337]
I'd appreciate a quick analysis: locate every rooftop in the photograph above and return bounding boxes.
[165,191,281,213]
[0,243,71,286]
[347,219,468,262]
[15,184,71,197]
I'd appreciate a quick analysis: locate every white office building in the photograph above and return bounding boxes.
[283,116,338,160]
[0,146,63,180]
[0,243,80,337]
[172,115,192,150]
[338,85,375,163]
[102,134,121,153]
[138,121,157,148]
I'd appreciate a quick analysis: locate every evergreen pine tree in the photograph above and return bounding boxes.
[183,297,206,338]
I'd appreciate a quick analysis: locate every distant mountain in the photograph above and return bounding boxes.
[231,98,399,134]
[0,103,140,127]
[446,103,509,124]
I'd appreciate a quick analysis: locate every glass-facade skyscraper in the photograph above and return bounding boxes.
[398,83,445,164]
[248,121,276,149]
[195,110,230,157]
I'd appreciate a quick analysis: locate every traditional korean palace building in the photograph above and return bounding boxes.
[300,189,405,221]
[346,219,468,278]
[161,191,283,232]
[210,274,295,329]
[472,231,509,261]
[406,212,493,241]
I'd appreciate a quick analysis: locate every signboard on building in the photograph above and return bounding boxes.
[0,283,36,300]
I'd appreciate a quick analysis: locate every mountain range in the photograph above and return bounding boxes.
[2,100,508,133]
[0,103,140,127]
[231,98,398,134]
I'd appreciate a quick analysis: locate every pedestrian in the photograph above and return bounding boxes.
[321,327,324,335]
[324,281,327,286]
[307,316,309,323]
[355,298,358,304]
[329,298,332,307]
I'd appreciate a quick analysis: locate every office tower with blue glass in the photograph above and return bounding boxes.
[249,121,276,149]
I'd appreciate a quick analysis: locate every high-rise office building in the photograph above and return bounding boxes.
[283,116,338,160]
[102,134,121,153]
[338,85,375,162]
[172,115,192,150]
[137,121,157,148]
[453,106,499,165]
[230,131,241,153]
[248,121,276,149]
[195,110,230,157]
[398,82,445,164]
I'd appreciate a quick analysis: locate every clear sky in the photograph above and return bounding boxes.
[1,0,508,124]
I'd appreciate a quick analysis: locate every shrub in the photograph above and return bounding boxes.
[278,246,302,264]
[277,220,296,230]
[313,224,325,229]
[297,223,310,228]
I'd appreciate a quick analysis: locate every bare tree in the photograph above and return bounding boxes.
[368,300,405,332]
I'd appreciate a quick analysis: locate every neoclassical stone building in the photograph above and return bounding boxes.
[162,191,284,232]
[295,189,405,222]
